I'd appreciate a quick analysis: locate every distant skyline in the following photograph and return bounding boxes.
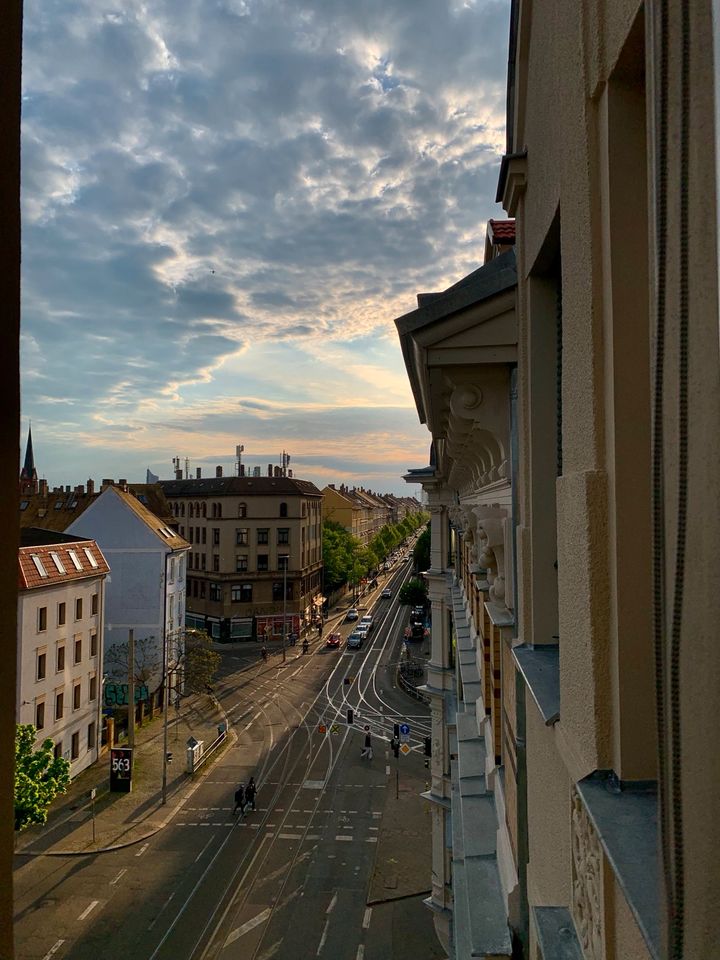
[20,0,509,497]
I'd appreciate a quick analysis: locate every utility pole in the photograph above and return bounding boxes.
[282,557,287,662]
[128,629,135,750]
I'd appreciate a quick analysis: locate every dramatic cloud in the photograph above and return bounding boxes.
[21,0,509,495]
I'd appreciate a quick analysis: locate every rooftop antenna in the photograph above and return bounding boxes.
[236,444,244,476]
[184,457,190,479]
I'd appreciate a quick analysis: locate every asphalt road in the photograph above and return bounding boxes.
[14,558,439,960]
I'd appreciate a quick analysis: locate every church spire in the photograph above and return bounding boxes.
[19,424,39,494]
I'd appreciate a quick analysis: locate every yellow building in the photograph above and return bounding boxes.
[396,2,720,958]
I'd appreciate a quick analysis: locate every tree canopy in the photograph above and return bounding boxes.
[15,724,71,832]
[399,577,429,607]
[413,527,431,571]
[183,629,221,693]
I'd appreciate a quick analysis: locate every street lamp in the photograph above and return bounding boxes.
[281,555,288,662]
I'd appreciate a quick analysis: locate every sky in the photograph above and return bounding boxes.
[20,0,510,498]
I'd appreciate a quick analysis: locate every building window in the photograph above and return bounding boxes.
[179,556,185,579]
[91,593,98,615]
[277,528,289,545]
[189,527,194,543]
[257,528,269,545]
[74,638,82,664]
[200,580,206,599]
[201,554,207,571]
[90,632,97,657]
[73,682,81,710]
[241,583,252,603]
[36,701,45,730]
[57,602,66,626]
[71,731,80,760]
[88,722,96,750]
[238,502,247,518]
[279,502,288,518]
[213,555,220,572]
[57,646,65,671]
[89,675,97,701]
[189,502,194,519]
[272,582,283,601]
[180,525,185,537]
[278,554,289,571]
[236,555,248,572]
[55,691,64,720]
[54,741,62,760]
[38,607,47,632]
[36,651,46,681]
[212,528,220,546]
[202,503,207,518]
[236,528,248,545]
[169,558,175,583]
[75,598,83,620]
[209,582,222,602]
[180,502,185,517]
[202,528,207,544]
[231,584,242,602]
[257,554,269,572]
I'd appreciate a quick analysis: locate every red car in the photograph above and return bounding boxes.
[325,632,342,649]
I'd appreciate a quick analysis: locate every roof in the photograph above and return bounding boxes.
[160,476,323,498]
[19,482,179,534]
[487,219,516,244]
[107,486,189,551]
[19,537,109,590]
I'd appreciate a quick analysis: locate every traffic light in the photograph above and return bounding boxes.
[347,708,354,725]
[391,736,400,758]
[424,737,432,757]
[393,723,400,738]
[166,752,173,764]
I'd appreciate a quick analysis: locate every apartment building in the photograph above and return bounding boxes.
[17,530,108,778]
[396,2,720,958]
[160,474,323,641]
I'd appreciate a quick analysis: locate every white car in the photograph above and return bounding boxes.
[359,615,374,633]
[354,623,370,639]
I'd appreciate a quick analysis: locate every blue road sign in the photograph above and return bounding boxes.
[399,723,410,736]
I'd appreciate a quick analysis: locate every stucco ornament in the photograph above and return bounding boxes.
[571,789,604,960]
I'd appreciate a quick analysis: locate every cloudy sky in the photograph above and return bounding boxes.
[21,0,509,497]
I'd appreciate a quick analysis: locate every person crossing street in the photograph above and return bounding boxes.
[245,777,257,812]
[233,783,246,816]
[360,726,373,760]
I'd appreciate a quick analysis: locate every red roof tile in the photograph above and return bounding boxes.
[488,218,516,244]
[18,540,109,590]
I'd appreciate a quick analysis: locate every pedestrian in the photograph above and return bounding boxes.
[261,645,268,662]
[233,783,245,816]
[360,726,373,760]
[245,777,257,812]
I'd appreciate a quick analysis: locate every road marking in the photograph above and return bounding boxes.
[362,907,372,930]
[77,900,99,921]
[317,918,330,955]
[386,765,391,775]
[41,940,65,960]
[278,833,302,840]
[356,946,365,960]
[135,842,149,857]
[194,836,215,863]
[224,907,272,947]
[326,892,338,914]
[148,891,176,930]
[335,835,353,841]
[109,868,127,886]
[365,837,378,843]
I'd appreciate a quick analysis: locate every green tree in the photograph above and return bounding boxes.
[182,629,221,693]
[15,725,71,832]
[398,577,429,607]
[413,527,431,571]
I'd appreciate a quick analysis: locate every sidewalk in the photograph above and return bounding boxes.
[14,693,228,857]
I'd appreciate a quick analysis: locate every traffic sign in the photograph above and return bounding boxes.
[318,723,326,734]
[399,722,410,742]
[331,723,340,735]
[400,743,411,755]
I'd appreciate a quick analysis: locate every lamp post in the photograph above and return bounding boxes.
[281,556,287,662]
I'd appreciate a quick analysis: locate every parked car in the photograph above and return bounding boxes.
[325,632,342,649]
[381,588,392,599]
[347,630,364,649]
[346,608,359,622]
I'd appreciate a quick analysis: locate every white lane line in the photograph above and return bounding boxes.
[278,833,302,840]
[109,868,127,886]
[362,907,372,930]
[364,837,378,843]
[386,765,391,775]
[148,891,176,930]
[317,918,330,955]
[335,835,353,841]
[41,940,65,960]
[135,842,149,857]
[224,907,272,947]
[356,945,365,960]
[194,836,215,863]
[326,892,338,914]
[77,900,99,921]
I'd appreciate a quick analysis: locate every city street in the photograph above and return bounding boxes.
[14,563,442,960]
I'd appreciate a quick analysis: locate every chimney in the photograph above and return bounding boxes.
[274,466,281,477]
[268,463,273,477]
[328,484,335,489]
[87,478,95,495]
[288,469,293,478]
[102,479,114,488]
[196,467,202,479]
[75,484,85,495]
[65,485,71,493]
[216,465,223,478]
[118,478,127,486]
[39,479,48,497]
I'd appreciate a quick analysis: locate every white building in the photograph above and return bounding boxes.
[65,484,190,691]
[17,531,109,777]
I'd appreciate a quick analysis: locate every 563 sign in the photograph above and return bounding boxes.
[109,747,133,793]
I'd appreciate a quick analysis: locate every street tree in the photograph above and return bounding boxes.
[182,628,221,693]
[399,577,429,607]
[104,634,161,687]
[14,724,71,832]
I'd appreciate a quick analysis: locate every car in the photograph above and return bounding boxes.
[359,615,373,632]
[325,632,342,649]
[381,588,392,599]
[345,608,359,622]
[347,631,364,649]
